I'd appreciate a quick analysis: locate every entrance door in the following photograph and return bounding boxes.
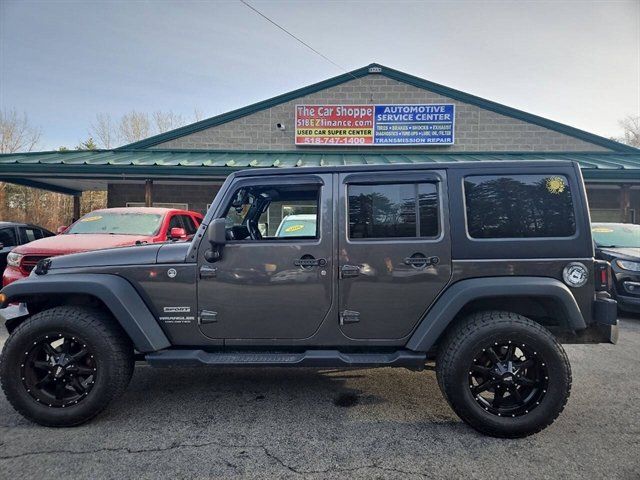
[338,171,452,340]
[197,173,333,340]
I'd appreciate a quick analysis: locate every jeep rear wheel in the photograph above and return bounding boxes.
[0,306,134,427]
[436,311,571,438]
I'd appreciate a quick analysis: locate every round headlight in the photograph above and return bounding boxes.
[563,262,588,288]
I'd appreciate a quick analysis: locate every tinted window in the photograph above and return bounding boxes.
[168,215,183,231]
[20,227,42,242]
[0,228,17,247]
[464,174,576,239]
[348,183,439,239]
[180,215,197,235]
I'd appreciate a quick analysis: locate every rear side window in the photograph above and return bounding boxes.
[20,227,42,242]
[464,174,576,239]
[348,183,439,239]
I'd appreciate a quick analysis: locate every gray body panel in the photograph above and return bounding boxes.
[406,276,587,352]
[1,273,170,352]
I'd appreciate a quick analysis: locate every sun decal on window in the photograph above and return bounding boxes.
[545,176,566,194]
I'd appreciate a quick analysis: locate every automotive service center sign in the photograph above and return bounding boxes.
[295,104,455,146]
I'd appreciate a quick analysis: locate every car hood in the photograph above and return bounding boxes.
[596,247,640,261]
[47,243,164,270]
[12,234,154,256]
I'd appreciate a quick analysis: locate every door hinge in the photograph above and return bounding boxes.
[199,310,218,324]
[340,310,360,325]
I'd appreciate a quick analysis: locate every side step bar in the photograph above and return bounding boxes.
[145,349,426,369]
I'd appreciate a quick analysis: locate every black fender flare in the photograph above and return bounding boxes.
[406,276,587,353]
[1,274,171,353]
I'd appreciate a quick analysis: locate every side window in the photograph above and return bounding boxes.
[464,174,576,239]
[348,183,439,239]
[168,215,183,231]
[20,227,39,242]
[0,228,17,247]
[181,215,197,235]
[223,184,320,241]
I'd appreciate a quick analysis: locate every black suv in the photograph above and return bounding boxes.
[0,162,617,438]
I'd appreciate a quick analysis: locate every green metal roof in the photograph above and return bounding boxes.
[1,150,640,184]
[118,63,638,153]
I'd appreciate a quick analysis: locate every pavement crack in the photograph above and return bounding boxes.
[0,441,430,477]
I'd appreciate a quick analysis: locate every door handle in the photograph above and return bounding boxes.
[341,264,360,278]
[199,265,218,278]
[294,257,327,268]
[404,254,439,269]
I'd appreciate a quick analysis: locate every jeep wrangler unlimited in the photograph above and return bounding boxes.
[0,162,618,437]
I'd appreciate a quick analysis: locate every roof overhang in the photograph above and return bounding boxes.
[1,150,640,193]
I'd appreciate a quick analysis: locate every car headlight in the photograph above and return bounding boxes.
[616,259,640,272]
[7,252,23,268]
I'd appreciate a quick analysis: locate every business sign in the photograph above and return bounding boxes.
[295,104,455,146]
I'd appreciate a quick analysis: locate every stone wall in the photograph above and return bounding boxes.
[154,75,609,152]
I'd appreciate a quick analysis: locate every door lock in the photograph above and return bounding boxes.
[340,310,360,325]
[340,265,360,278]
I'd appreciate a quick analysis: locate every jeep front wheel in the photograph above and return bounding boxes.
[0,306,134,427]
[436,311,572,438]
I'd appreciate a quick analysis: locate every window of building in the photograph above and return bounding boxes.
[464,174,576,239]
[348,183,439,239]
[223,184,320,241]
[126,202,189,210]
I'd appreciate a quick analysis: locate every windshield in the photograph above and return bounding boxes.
[66,212,163,236]
[592,224,640,248]
[276,217,317,238]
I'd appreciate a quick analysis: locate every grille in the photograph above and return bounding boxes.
[21,255,50,273]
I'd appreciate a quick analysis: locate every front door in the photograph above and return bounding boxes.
[338,171,452,340]
[197,173,333,340]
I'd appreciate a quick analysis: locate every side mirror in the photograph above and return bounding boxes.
[169,227,187,240]
[207,218,227,245]
[56,226,67,234]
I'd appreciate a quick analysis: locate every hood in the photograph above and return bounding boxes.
[596,246,640,261]
[13,234,155,256]
[47,243,163,270]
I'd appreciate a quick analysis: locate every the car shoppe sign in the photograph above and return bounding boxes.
[295,104,455,146]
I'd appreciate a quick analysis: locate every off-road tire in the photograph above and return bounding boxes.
[0,306,134,427]
[436,310,572,438]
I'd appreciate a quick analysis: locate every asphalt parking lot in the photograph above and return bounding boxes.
[0,317,638,480]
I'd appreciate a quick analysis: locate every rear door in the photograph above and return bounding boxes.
[337,170,452,340]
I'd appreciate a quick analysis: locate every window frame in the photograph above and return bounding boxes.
[462,173,579,242]
[343,171,444,244]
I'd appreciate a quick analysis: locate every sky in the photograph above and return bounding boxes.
[0,0,638,151]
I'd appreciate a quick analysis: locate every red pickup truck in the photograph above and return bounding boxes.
[3,207,203,286]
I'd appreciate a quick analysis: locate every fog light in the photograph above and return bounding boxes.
[563,262,588,288]
[623,281,640,294]
[0,293,7,308]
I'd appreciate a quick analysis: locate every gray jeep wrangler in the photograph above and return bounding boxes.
[0,161,618,437]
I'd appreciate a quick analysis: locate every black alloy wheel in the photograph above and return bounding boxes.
[21,333,97,408]
[468,341,548,417]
